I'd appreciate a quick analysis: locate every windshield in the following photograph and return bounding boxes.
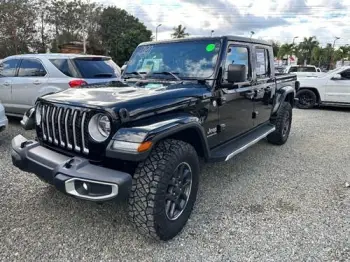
[125,40,221,79]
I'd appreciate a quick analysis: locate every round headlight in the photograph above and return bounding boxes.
[35,105,42,125]
[88,113,111,142]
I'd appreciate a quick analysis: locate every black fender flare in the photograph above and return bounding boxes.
[272,85,296,116]
[106,114,210,162]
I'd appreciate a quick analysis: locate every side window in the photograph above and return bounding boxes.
[18,59,47,77]
[289,67,297,73]
[256,48,270,77]
[0,59,20,77]
[50,59,77,77]
[340,69,350,80]
[224,45,249,81]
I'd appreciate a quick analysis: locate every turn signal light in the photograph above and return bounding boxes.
[137,141,153,152]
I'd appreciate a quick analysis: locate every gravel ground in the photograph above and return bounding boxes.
[0,108,349,262]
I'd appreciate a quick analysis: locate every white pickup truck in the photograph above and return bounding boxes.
[285,65,323,78]
[296,66,350,108]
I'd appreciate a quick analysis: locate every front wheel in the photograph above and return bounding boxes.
[128,139,199,241]
[267,102,292,145]
[296,89,317,109]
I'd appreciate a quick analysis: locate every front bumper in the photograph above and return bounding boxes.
[11,135,132,201]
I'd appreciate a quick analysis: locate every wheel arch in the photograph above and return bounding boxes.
[272,85,296,116]
[106,114,211,162]
[297,87,320,103]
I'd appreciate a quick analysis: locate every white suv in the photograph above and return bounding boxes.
[0,54,121,117]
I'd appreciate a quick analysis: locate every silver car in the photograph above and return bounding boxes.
[0,102,8,132]
[0,54,121,117]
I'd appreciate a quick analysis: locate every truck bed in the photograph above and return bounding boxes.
[275,73,297,89]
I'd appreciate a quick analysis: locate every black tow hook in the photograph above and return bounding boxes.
[20,141,33,148]
[64,159,75,169]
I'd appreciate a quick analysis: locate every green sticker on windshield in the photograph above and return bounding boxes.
[206,44,215,52]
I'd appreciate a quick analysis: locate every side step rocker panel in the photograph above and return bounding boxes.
[208,124,275,163]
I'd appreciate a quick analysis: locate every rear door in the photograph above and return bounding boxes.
[0,58,20,112]
[72,57,121,85]
[252,46,275,126]
[324,69,350,103]
[11,58,48,114]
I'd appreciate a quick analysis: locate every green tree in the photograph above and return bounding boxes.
[0,0,37,56]
[278,43,295,60]
[46,0,102,53]
[334,46,350,66]
[267,40,280,57]
[99,7,152,65]
[171,25,189,39]
[298,36,319,64]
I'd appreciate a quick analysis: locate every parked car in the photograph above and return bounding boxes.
[0,102,8,132]
[13,36,297,241]
[284,65,324,77]
[0,53,121,117]
[295,66,350,108]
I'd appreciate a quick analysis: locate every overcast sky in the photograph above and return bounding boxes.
[98,0,349,47]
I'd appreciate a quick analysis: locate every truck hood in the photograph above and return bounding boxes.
[39,82,212,117]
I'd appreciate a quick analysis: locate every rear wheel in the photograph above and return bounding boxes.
[267,102,292,145]
[296,89,317,109]
[128,139,199,241]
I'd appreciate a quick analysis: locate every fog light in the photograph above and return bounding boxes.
[83,182,89,191]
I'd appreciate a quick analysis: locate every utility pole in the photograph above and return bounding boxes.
[292,36,298,45]
[211,30,214,37]
[156,24,162,41]
[250,31,255,38]
[82,22,86,54]
[330,36,340,69]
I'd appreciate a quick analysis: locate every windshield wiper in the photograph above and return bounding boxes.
[150,71,182,81]
[93,73,113,77]
[124,71,147,79]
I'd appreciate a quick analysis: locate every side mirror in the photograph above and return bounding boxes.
[227,64,246,83]
[331,73,342,80]
[20,107,36,130]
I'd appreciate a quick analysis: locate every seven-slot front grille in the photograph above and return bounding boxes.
[39,103,90,155]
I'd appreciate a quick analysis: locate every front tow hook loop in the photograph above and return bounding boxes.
[64,159,75,169]
[21,140,33,148]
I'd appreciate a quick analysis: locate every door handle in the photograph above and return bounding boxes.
[33,80,41,85]
[3,81,10,86]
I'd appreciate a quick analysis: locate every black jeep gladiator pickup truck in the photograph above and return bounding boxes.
[12,36,297,241]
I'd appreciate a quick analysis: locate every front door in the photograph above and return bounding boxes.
[324,69,350,103]
[252,46,275,126]
[218,43,254,144]
[0,58,20,112]
[11,58,48,115]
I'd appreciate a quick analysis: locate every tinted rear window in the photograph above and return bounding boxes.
[73,58,120,78]
[289,66,316,72]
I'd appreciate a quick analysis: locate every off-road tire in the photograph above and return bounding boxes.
[296,89,317,109]
[267,102,292,145]
[128,139,199,241]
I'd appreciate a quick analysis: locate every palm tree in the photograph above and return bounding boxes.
[171,25,189,39]
[335,46,350,65]
[298,36,319,64]
[311,46,326,67]
[278,43,296,64]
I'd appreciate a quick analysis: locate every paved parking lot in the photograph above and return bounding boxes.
[0,108,349,261]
